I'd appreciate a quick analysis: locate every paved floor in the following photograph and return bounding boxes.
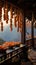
[21,61,36,65]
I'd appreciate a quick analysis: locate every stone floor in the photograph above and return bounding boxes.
[20,60,32,65]
[21,61,36,65]
[1,60,36,65]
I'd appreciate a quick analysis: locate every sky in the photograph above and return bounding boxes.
[0,24,21,42]
[0,18,36,42]
[0,8,36,42]
[0,9,21,42]
[26,20,36,39]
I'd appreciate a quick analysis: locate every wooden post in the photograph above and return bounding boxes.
[31,12,34,48]
[23,11,26,44]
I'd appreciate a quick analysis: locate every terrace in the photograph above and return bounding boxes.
[0,0,36,65]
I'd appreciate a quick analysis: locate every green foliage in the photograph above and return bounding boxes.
[0,38,5,45]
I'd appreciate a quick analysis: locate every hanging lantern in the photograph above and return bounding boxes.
[4,1,8,23]
[10,19,12,31]
[1,22,3,31]
[0,1,2,22]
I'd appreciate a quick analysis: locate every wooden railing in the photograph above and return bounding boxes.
[0,38,36,64]
[0,44,25,64]
[26,38,36,48]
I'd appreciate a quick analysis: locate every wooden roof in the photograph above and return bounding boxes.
[7,0,36,19]
[1,0,36,10]
[1,0,36,19]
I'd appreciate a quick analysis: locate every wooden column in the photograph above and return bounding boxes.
[31,12,34,48]
[21,13,24,43]
[24,11,26,44]
[21,11,26,44]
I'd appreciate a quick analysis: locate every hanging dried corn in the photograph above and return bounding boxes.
[10,4,13,19]
[19,21,23,28]
[17,24,19,32]
[14,14,19,27]
[17,11,19,32]
[14,16,17,27]
[19,29,22,32]
[10,24,12,31]
[17,27,19,32]
[19,12,22,28]
[4,1,8,23]
[10,4,13,31]
[19,12,23,32]
[0,1,2,22]
[18,25,22,32]
[13,8,17,27]
[10,19,12,31]
[19,23,23,32]
[19,16,21,28]
[1,22,3,31]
